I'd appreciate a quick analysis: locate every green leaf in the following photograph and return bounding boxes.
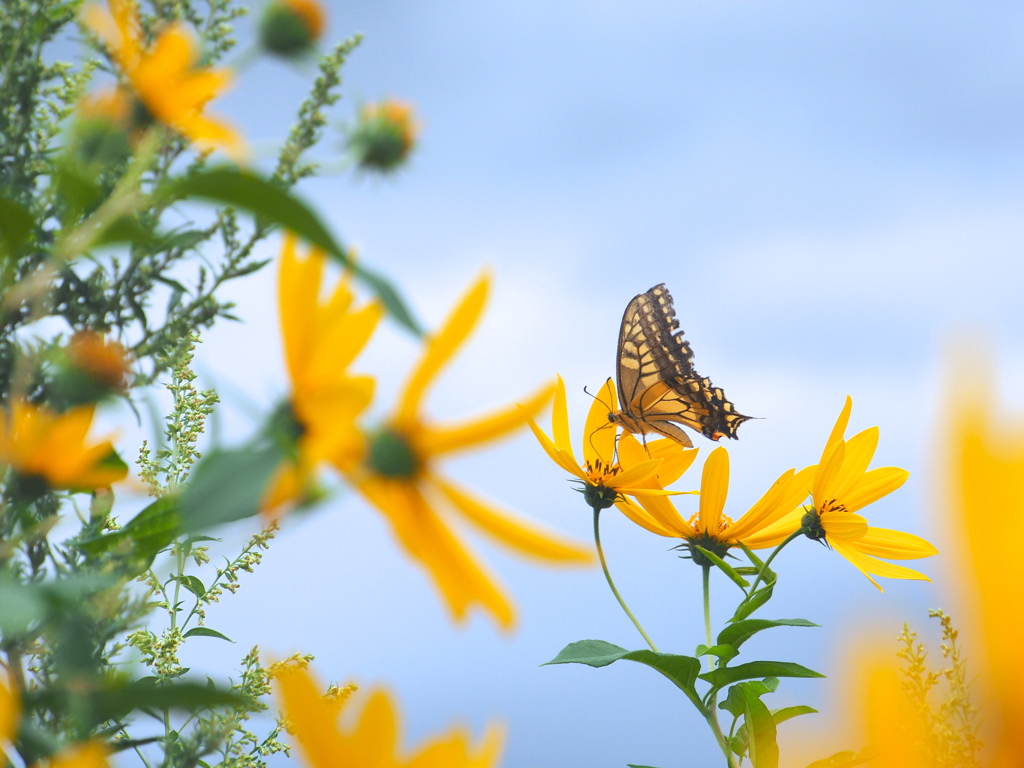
[739,683,779,768]
[698,644,738,665]
[78,496,181,571]
[544,640,702,703]
[177,575,205,598]
[0,195,33,256]
[700,661,824,695]
[695,546,749,588]
[164,168,422,335]
[731,584,774,623]
[627,765,665,768]
[771,705,817,725]
[183,627,233,642]
[178,442,285,531]
[717,619,819,651]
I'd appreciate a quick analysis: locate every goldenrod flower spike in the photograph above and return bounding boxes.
[350,274,593,630]
[274,664,503,768]
[81,0,244,160]
[264,235,380,511]
[0,401,126,490]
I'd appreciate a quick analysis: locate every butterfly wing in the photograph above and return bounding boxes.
[614,284,751,444]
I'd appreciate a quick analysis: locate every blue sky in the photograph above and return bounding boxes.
[96,1,1024,766]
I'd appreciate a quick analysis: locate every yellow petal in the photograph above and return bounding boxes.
[855,526,938,559]
[273,665,348,768]
[606,458,662,490]
[842,466,909,513]
[812,439,846,506]
[832,426,879,498]
[738,506,804,549]
[48,742,109,768]
[728,468,800,540]
[615,498,678,537]
[821,510,869,540]
[433,476,593,564]
[583,378,618,469]
[357,478,515,628]
[526,420,587,481]
[0,679,19,745]
[822,395,853,462]
[698,447,729,534]
[830,539,931,589]
[422,380,555,456]
[348,690,399,765]
[551,374,573,456]
[397,274,489,425]
[636,494,697,538]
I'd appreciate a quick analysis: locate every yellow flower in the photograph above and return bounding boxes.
[263,234,381,511]
[1,679,109,768]
[347,274,593,629]
[529,376,696,512]
[746,397,937,588]
[274,664,502,768]
[81,0,244,159]
[619,445,813,564]
[950,358,1024,763]
[0,401,126,491]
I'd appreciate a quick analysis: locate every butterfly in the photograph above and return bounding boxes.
[607,283,751,448]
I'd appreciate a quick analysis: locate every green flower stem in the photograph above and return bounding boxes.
[745,528,805,597]
[592,507,659,652]
[702,563,739,768]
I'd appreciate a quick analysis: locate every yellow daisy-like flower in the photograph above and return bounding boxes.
[619,445,813,563]
[263,234,381,511]
[346,274,593,629]
[745,396,937,588]
[1,679,109,768]
[0,401,126,491]
[529,376,697,512]
[274,665,502,768]
[81,0,244,159]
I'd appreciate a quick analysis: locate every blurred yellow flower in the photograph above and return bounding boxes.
[67,331,130,393]
[529,376,695,512]
[620,445,813,562]
[744,397,936,588]
[264,234,381,510]
[81,0,244,159]
[0,401,126,491]
[274,664,503,768]
[350,100,419,172]
[950,357,1024,764]
[1,679,109,768]
[347,274,592,629]
[260,0,327,57]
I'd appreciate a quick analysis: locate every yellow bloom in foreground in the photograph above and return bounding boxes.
[748,397,936,589]
[264,235,381,510]
[275,665,502,768]
[620,445,813,562]
[0,401,126,491]
[950,357,1024,764]
[1,679,109,768]
[529,377,696,512]
[81,0,244,159]
[348,274,593,629]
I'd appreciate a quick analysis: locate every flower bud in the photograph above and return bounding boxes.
[259,0,326,58]
[348,100,418,173]
[50,331,131,408]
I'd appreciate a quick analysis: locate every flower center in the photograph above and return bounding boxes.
[367,428,420,479]
[583,459,618,483]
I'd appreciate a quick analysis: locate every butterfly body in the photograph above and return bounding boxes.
[608,284,751,448]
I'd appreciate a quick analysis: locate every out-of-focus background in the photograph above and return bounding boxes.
[118,1,1024,765]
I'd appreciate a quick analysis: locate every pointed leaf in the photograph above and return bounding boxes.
[739,683,779,768]
[178,443,284,531]
[177,575,205,598]
[182,627,233,642]
[731,585,774,623]
[545,640,701,702]
[771,705,817,725]
[717,619,819,651]
[701,661,824,696]
[164,168,422,335]
[695,546,750,588]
